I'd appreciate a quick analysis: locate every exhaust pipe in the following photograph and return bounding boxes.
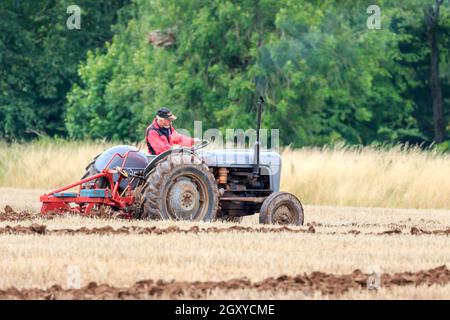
[253,96,264,176]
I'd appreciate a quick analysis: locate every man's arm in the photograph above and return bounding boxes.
[171,128,195,147]
[147,130,171,154]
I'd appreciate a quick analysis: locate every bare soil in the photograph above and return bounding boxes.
[1,266,448,300]
[1,222,449,236]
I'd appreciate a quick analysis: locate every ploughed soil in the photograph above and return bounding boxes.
[0,266,449,300]
[1,223,450,236]
[2,205,450,236]
[0,205,46,221]
[2,205,449,299]
[0,205,113,221]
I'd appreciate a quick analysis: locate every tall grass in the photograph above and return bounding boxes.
[281,145,450,209]
[0,139,115,190]
[0,140,449,209]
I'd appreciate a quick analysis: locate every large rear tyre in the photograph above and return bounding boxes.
[259,192,304,226]
[140,153,219,221]
[81,161,108,188]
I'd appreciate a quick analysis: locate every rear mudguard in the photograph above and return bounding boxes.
[93,145,195,189]
[94,145,149,189]
[143,148,195,176]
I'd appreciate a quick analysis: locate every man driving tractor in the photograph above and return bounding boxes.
[146,107,200,155]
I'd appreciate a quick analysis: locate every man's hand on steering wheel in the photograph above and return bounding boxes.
[190,138,209,152]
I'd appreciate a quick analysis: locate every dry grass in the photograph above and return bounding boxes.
[0,140,115,189]
[326,284,450,300]
[189,284,450,300]
[2,187,450,229]
[0,187,47,212]
[1,232,450,290]
[0,141,449,299]
[1,186,450,292]
[1,190,450,299]
[0,141,449,209]
[281,145,450,209]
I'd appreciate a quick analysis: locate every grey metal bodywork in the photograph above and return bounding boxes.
[94,145,149,172]
[93,145,149,189]
[94,145,281,192]
[198,150,282,192]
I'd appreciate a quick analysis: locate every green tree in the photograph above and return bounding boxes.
[0,0,441,147]
[390,0,450,144]
[67,0,434,147]
[0,0,131,141]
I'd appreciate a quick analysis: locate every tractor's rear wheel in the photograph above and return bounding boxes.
[140,154,219,221]
[81,162,108,188]
[259,192,304,226]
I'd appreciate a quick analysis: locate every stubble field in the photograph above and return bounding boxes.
[1,188,450,299]
[0,142,449,299]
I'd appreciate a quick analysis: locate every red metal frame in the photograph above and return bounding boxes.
[40,150,140,217]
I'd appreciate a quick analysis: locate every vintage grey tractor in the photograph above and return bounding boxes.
[40,97,304,225]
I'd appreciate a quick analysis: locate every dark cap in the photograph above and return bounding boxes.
[156,107,177,120]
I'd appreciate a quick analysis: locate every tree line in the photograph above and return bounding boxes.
[0,0,449,148]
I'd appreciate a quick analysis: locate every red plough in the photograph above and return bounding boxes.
[40,150,140,217]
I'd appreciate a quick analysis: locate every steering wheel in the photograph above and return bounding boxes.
[193,139,209,151]
[115,166,129,178]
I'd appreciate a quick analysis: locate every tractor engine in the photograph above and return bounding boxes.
[199,150,281,219]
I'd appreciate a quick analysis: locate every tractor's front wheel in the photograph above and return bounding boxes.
[140,153,219,221]
[259,192,304,226]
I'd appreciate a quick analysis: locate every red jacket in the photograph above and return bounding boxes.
[145,118,194,155]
